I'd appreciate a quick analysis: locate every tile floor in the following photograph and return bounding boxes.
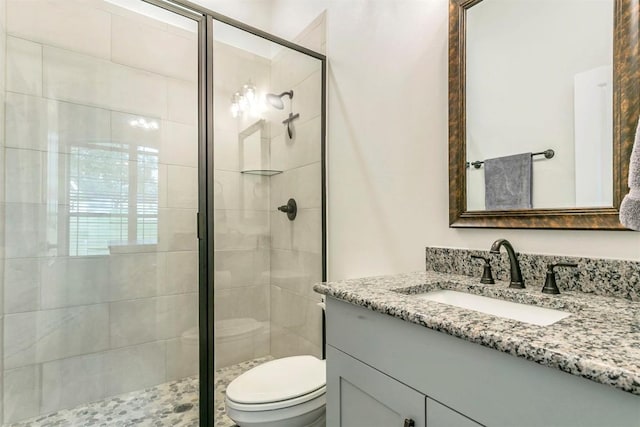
[7,357,272,427]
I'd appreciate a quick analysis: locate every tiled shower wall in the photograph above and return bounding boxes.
[213,41,272,369]
[2,1,198,424]
[269,14,325,359]
[213,15,325,368]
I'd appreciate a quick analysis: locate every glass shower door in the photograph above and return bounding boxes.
[2,0,201,425]
[211,18,325,425]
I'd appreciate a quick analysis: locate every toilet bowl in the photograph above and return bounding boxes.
[225,355,326,427]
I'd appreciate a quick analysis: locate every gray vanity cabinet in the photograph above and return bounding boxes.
[325,297,640,427]
[327,345,482,427]
[426,398,482,427]
[326,346,426,427]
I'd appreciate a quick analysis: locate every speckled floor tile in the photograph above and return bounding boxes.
[8,357,273,427]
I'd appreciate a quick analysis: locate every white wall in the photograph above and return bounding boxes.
[196,0,640,281]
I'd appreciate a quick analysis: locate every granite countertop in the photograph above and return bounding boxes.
[314,271,640,396]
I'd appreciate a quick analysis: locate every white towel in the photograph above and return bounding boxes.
[619,116,640,230]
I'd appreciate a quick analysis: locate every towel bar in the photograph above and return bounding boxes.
[466,149,555,169]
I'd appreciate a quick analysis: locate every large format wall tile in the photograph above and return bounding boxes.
[270,324,321,360]
[156,293,198,340]
[4,304,109,369]
[111,14,197,82]
[7,36,42,96]
[5,148,45,204]
[5,92,48,152]
[40,256,110,309]
[166,78,197,125]
[109,298,157,348]
[158,208,197,252]
[6,94,112,154]
[213,249,270,289]
[213,284,270,323]
[159,251,198,296]
[270,162,322,209]
[43,46,111,109]
[167,165,198,209]
[44,46,168,118]
[270,50,321,110]
[41,351,109,415]
[4,258,40,313]
[213,170,270,211]
[108,253,161,302]
[161,120,198,168]
[270,285,322,339]
[270,116,321,171]
[213,128,241,171]
[213,210,270,251]
[3,364,40,424]
[41,340,170,415]
[105,342,166,396]
[111,111,161,151]
[4,203,50,259]
[7,0,111,59]
[291,71,322,126]
[292,208,322,254]
[166,336,198,381]
[54,100,111,151]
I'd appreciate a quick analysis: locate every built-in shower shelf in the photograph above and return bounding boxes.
[241,169,283,176]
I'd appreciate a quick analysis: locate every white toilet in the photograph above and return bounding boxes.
[225,355,326,427]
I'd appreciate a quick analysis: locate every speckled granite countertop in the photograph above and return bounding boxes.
[314,271,640,396]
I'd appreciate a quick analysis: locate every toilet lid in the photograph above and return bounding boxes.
[226,356,326,404]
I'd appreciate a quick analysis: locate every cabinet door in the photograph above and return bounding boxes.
[427,398,482,427]
[327,345,426,427]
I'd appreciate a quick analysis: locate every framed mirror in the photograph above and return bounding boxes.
[449,0,639,229]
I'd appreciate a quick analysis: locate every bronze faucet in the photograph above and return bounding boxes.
[489,239,525,289]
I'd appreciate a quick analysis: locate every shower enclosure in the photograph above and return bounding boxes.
[211,15,326,427]
[0,0,326,426]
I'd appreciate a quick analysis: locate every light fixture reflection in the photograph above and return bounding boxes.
[129,118,159,130]
[230,81,263,118]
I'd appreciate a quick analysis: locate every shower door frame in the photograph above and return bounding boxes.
[142,1,327,426]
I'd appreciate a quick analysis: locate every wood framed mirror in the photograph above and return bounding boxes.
[449,0,639,229]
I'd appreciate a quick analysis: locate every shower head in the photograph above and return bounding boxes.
[265,90,294,110]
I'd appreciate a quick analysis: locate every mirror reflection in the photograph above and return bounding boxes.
[465,0,614,211]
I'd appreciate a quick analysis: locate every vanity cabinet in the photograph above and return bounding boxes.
[325,297,640,427]
[427,398,482,427]
[328,346,426,427]
[328,346,482,427]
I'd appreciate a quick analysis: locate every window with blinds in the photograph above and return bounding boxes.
[68,144,159,256]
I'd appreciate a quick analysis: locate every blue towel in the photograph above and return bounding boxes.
[484,153,532,210]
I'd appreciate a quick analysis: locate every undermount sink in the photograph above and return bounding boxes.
[417,290,571,326]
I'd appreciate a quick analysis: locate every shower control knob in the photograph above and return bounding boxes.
[278,198,297,221]
[403,419,415,427]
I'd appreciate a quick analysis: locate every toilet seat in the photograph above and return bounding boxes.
[226,356,326,411]
[226,385,326,411]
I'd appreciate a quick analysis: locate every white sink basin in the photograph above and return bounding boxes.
[417,290,570,326]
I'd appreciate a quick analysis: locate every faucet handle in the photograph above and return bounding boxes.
[471,255,495,284]
[541,263,578,295]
